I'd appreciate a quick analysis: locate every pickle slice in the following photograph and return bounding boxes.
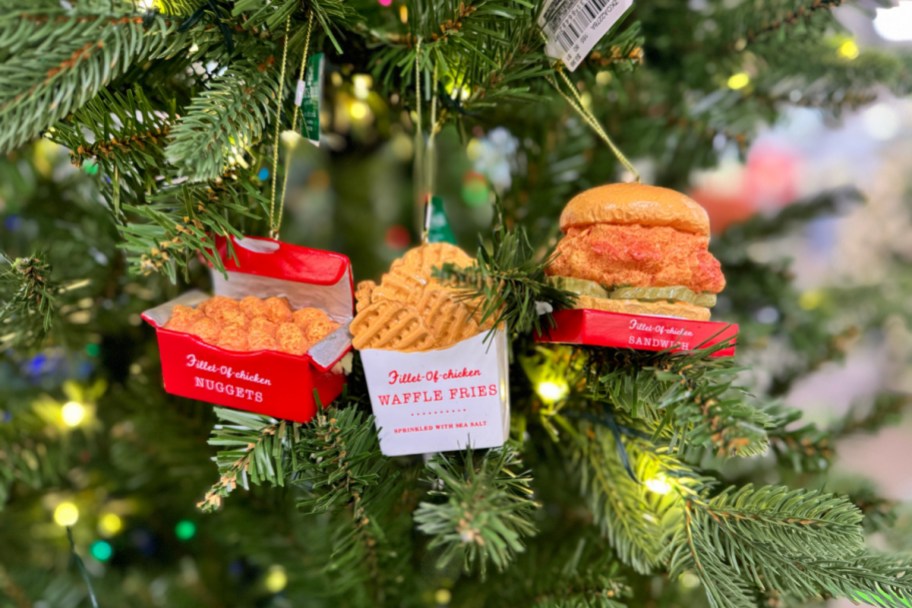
[549,277,717,307]
[547,276,610,298]
[608,286,717,307]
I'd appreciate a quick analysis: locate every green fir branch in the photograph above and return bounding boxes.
[155,0,207,16]
[201,408,298,511]
[436,210,575,337]
[292,406,409,604]
[581,348,775,458]
[666,485,908,608]
[165,58,281,182]
[0,408,71,509]
[118,174,264,280]
[292,406,394,516]
[414,447,539,576]
[0,10,179,153]
[566,425,693,574]
[0,255,58,349]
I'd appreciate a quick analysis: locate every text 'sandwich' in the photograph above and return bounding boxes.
[546,183,726,321]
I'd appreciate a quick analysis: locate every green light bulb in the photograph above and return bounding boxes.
[90,540,113,562]
[175,519,197,541]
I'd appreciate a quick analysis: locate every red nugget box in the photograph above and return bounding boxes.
[142,235,354,422]
[537,309,738,357]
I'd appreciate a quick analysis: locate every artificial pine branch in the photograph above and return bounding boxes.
[292,406,410,604]
[165,58,281,182]
[575,347,775,458]
[436,208,575,338]
[666,484,912,608]
[0,10,180,153]
[414,447,539,576]
[0,408,71,508]
[566,424,694,574]
[119,175,263,280]
[200,408,297,511]
[741,0,845,47]
[0,255,58,349]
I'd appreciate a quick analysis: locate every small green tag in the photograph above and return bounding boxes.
[298,52,324,146]
[425,196,456,244]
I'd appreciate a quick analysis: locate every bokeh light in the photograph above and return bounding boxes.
[264,565,288,593]
[54,502,79,527]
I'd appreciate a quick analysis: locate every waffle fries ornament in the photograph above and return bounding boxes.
[352,242,510,457]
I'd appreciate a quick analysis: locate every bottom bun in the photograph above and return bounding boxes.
[575,295,711,321]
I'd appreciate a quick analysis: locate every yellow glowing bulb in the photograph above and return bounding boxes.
[61,401,86,427]
[434,588,452,605]
[54,502,80,527]
[98,513,123,537]
[349,100,370,121]
[536,380,569,404]
[727,72,751,90]
[644,476,673,496]
[264,565,288,593]
[838,39,859,60]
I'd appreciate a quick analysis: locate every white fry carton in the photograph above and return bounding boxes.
[359,328,510,456]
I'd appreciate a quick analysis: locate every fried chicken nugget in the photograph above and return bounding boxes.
[188,317,220,344]
[292,307,340,344]
[164,304,204,332]
[276,322,310,356]
[215,323,249,351]
[263,296,293,323]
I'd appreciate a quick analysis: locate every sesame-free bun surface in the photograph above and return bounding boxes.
[560,183,710,236]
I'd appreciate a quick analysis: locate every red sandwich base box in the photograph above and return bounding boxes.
[141,236,354,422]
[536,309,738,357]
[359,329,511,457]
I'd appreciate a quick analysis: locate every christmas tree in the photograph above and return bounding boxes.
[2,1,912,607]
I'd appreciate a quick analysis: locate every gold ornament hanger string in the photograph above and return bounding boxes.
[268,16,293,239]
[547,66,640,182]
[415,44,442,244]
[275,11,316,236]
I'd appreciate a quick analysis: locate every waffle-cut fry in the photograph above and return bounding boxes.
[354,280,377,313]
[350,243,492,352]
[350,300,437,352]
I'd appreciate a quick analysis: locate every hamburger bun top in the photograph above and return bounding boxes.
[560,183,711,236]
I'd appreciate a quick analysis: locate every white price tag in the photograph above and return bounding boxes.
[539,0,634,71]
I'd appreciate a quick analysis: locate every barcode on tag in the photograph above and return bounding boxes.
[539,0,634,71]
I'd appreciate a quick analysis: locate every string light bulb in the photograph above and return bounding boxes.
[61,400,86,427]
[535,380,569,404]
[90,540,114,562]
[644,475,673,496]
[837,39,859,60]
[727,72,750,91]
[174,519,197,541]
[349,100,370,121]
[54,501,79,527]
[264,565,288,593]
[98,513,123,537]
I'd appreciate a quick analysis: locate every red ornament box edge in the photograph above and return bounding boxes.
[536,308,738,358]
